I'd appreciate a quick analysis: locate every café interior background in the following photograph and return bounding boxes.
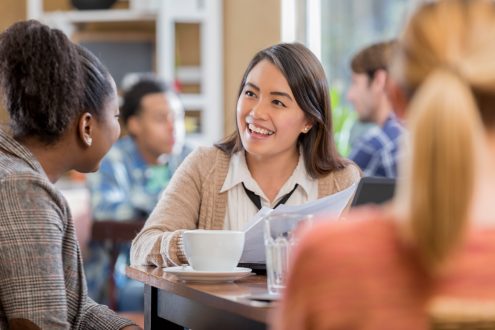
[0,0,280,141]
[0,0,413,151]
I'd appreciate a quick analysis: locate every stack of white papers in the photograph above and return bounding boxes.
[239,183,358,264]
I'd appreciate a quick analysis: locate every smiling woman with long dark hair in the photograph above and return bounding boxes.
[131,42,360,268]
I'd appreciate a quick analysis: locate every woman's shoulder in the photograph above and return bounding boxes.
[318,161,362,194]
[185,146,230,162]
[182,146,230,167]
[0,140,68,217]
[0,171,68,228]
[335,161,362,181]
[308,207,394,241]
[175,145,231,178]
[294,207,400,272]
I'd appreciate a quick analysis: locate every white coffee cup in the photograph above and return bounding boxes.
[182,230,245,271]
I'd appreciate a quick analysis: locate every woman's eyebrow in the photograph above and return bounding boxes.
[245,82,260,91]
[246,82,293,101]
[270,91,293,101]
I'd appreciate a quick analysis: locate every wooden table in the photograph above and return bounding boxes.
[126,265,274,330]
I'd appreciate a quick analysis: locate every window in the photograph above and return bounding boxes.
[282,0,414,154]
[320,0,410,89]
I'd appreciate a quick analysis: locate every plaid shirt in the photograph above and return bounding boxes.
[86,135,191,221]
[349,114,404,178]
[0,127,134,329]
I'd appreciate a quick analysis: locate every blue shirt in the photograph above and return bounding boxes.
[86,135,187,220]
[349,114,403,178]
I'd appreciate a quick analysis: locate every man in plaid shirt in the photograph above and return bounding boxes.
[347,40,404,178]
[85,78,191,310]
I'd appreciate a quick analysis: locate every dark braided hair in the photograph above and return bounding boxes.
[0,20,113,144]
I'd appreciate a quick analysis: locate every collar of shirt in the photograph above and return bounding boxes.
[112,136,148,169]
[220,150,315,207]
[383,112,403,130]
[382,113,395,128]
[0,125,46,176]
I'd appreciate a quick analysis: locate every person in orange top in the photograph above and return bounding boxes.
[272,0,495,329]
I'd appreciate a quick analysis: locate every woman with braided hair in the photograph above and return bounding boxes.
[0,20,140,329]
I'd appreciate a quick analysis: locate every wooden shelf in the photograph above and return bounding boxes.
[176,65,201,84]
[181,93,205,110]
[41,9,156,23]
[28,0,223,146]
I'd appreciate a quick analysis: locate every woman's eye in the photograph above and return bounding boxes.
[245,90,256,97]
[273,99,286,107]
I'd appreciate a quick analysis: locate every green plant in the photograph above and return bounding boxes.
[330,86,357,157]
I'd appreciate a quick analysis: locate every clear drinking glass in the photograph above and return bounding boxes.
[264,213,312,295]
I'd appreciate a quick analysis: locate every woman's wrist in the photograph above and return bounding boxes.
[176,231,188,264]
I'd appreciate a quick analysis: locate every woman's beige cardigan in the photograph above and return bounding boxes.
[130,146,361,267]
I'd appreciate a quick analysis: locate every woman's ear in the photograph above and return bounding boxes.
[301,125,312,134]
[301,118,313,134]
[78,112,94,147]
[386,77,408,121]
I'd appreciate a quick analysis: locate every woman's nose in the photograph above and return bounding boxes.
[250,99,269,119]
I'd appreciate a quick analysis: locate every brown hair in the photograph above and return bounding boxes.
[351,40,396,80]
[215,43,348,178]
[390,0,495,272]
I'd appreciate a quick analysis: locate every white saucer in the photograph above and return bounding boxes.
[164,266,253,283]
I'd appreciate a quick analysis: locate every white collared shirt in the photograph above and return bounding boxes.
[220,151,318,230]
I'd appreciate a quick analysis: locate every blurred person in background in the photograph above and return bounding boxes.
[85,77,192,311]
[347,40,404,178]
[274,0,495,328]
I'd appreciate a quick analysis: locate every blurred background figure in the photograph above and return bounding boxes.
[347,40,404,178]
[274,0,495,329]
[85,76,192,311]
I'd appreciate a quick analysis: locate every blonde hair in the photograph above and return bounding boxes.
[390,0,495,272]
